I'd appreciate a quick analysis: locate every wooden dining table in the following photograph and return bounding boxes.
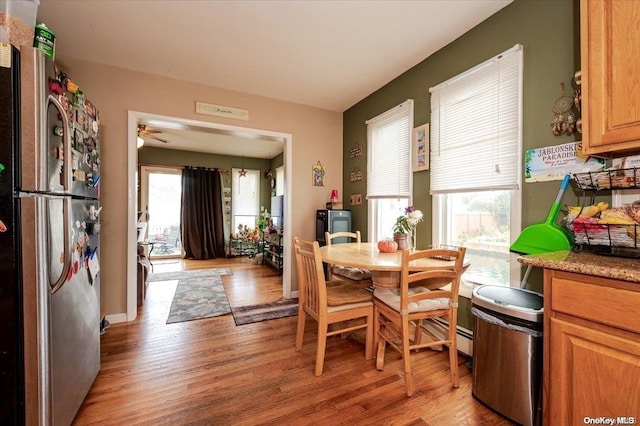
[318,242,468,288]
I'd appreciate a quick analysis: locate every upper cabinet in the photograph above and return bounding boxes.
[581,0,640,157]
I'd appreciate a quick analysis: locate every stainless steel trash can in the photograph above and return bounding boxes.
[471,285,544,426]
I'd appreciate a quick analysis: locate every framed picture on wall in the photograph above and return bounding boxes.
[312,161,325,186]
[412,123,429,172]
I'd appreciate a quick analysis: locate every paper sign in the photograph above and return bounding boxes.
[525,141,605,182]
[88,252,100,283]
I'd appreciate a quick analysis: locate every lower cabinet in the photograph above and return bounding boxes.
[544,270,640,425]
[262,232,283,274]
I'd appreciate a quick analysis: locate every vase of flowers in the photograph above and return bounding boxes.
[392,206,424,251]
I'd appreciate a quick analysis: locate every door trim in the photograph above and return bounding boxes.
[126,111,293,321]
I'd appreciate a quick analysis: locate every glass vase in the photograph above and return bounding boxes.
[411,227,416,251]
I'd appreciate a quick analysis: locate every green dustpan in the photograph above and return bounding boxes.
[510,174,573,255]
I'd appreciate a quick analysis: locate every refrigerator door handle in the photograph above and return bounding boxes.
[49,196,72,293]
[47,94,72,193]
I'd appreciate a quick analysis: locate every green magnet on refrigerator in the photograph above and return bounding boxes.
[0,163,5,173]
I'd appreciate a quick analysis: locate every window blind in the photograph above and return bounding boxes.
[366,99,414,198]
[232,168,260,216]
[430,45,523,194]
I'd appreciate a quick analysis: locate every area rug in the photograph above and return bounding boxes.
[231,299,299,326]
[148,268,231,283]
[150,268,233,324]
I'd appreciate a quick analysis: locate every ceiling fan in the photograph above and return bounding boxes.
[137,124,170,144]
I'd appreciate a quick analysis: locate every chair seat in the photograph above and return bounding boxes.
[331,265,372,281]
[374,287,449,313]
[327,283,373,306]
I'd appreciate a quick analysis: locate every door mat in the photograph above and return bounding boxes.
[231,299,298,326]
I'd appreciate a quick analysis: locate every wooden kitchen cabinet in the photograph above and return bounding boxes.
[543,270,640,425]
[580,0,640,156]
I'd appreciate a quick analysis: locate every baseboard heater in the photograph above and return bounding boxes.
[422,318,473,357]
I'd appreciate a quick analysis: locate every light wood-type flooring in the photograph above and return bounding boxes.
[73,256,513,425]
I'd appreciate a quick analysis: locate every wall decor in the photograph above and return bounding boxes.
[412,123,429,172]
[195,101,249,121]
[312,161,325,186]
[350,143,363,158]
[524,141,605,182]
[350,167,363,182]
[573,70,582,134]
[550,81,579,136]
[350,193,362,205]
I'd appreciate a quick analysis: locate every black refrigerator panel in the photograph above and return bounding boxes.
[0,43,25,426]
[316,209,351,245]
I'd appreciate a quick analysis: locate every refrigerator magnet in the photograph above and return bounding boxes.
[0,220,7,232]
[88,252,100,282]
[85,100,96,119]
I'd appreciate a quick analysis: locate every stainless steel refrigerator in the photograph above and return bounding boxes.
[0,45,101,425]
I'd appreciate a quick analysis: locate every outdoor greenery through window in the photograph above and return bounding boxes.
[140,166,183,257]
[430,45,523,288]
[366,100,414,241]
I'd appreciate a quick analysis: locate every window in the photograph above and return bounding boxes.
[275,165,284,196]
[430,45,523,289]
[366,100,414,241]
[232,168,260,232]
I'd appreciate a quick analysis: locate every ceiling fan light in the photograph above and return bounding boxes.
[137,136,145,148]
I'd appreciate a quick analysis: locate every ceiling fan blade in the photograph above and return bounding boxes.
[151,135,170,144]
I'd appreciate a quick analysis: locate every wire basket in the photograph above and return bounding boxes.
[570,221,640,257]
[574,168,640,191]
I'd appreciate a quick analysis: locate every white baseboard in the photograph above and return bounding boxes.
[105,312,128,324]
[422,320,473,357]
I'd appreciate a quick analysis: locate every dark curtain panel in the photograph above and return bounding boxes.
[181,167,225,259]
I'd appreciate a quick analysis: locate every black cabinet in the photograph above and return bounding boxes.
[316,209,351,246]
[262,232,283,274]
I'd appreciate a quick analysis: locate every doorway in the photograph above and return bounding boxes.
[140,166,183,258]
[127,111,293,321]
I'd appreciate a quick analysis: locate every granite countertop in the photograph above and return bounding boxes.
[517,250,640,283]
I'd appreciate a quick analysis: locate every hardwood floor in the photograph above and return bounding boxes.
[73,257,512,425]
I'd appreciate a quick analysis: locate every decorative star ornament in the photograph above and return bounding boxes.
[238,168,247,177]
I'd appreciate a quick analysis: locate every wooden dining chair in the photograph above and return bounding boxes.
[324,231,372,288]
[294,237,374,376]
[373,246,467,396]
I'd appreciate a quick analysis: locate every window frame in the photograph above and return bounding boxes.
[430,45,523,290]
[366,100,414,242]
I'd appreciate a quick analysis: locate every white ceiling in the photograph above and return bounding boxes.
[37,0,512,157]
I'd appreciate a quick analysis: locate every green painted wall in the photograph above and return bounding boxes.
[138,147,275,219]
[343,0,583,330]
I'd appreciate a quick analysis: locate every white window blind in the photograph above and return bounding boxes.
[366,100,414,198]
[275,165,284,196]
[430,45,523,194]
[231,168,260,230]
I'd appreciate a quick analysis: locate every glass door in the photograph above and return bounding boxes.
[140,166,183,258]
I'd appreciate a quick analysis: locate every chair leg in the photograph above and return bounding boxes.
[401,317,414,396]
[364,311,374,360]
[376,335,386,371]
[315,320,328,376]
[448,329,459,388]
[373,305,380,353]
[413,319,422,346]
[375,310,387,370]
[295,307,306,352]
